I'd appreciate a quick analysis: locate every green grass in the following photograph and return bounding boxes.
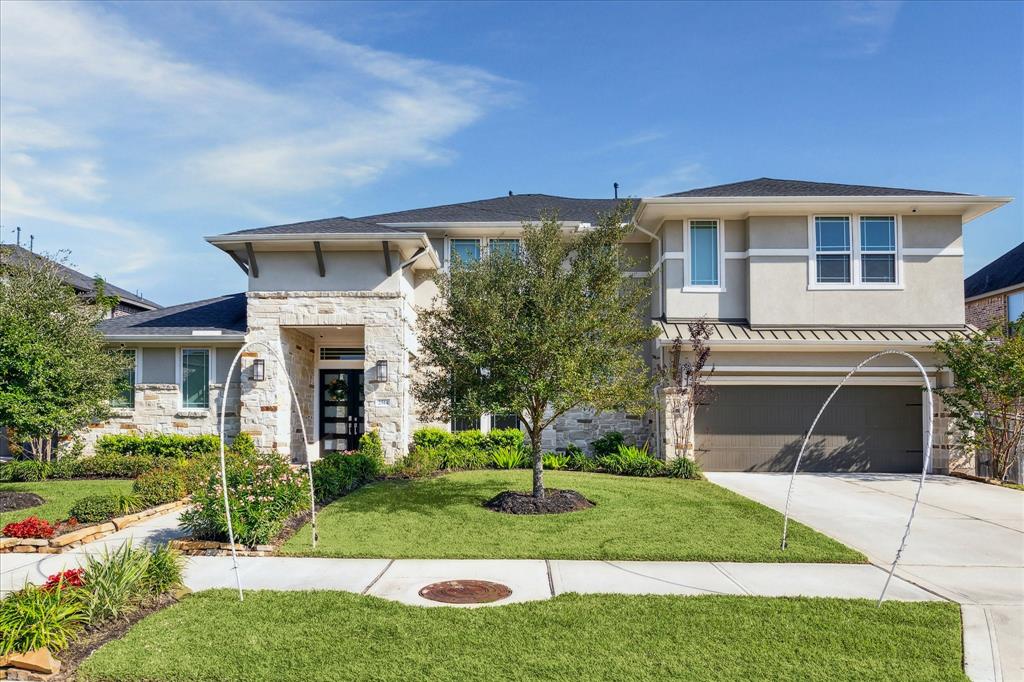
[0,480,134,527]
[79,590,965,682]
[281,471,864,562]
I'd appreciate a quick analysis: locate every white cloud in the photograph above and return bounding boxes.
[0,1,511,299]
[633,162,709,197]
[832,1,903,56]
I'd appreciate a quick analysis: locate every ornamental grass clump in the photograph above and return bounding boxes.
[179,450,309,546]
[0,583,86,655]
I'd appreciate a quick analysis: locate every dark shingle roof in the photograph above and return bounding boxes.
[964,242,1024,299]
[1,244,161,310]
[97,293,246,337]
[358,194,630,224]
[224,216,411,237]
[664,177,968,198]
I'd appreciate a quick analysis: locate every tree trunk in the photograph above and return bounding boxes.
[530,429,544,498]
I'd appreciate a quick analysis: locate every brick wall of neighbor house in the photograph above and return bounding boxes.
[78,383,240,455]
[243,291,411,462]
[965,293,1008,330]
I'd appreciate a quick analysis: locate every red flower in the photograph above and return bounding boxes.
[44,568,85,591]
[2,516,55,539]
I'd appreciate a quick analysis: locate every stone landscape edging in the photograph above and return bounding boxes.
[0,499,190,554]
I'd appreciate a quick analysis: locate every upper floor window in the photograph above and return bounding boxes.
[488,239,520,258]
[451,239,481,264]
[688,219,720,287]
[860,216,897,283]
[111,349,136,408]
[181,349,210,408]
[814,217,852,283]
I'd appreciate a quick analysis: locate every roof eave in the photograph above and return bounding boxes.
[634,195,1013,228]
[204,232,441,270]
[103,333,246,343]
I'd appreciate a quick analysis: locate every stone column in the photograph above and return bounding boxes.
[661,387,696,462]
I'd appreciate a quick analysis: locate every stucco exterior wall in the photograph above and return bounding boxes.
[247,250,403,293]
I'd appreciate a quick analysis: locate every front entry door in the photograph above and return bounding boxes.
[319,369,364,455]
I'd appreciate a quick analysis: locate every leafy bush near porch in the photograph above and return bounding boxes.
[408,427,526,471]
[590,431,626,458]
[95,433,221,459]
[132,467,187,507]
[312,431,384,502]
[179,450,310,546]
[667,456,704,480]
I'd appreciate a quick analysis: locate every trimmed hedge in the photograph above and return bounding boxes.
[312,432,384,502]
[408,428,526,472]
[67,494,123,524]
[133,467,187,507]
[94,434,220,459]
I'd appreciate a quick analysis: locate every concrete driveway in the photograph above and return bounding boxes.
[708,472,1024,682]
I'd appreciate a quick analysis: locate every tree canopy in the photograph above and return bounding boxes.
[414,203,658,496]
[0,247,130,460]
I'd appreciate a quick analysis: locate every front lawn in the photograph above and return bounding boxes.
[0,479,134,527]
[79,590,965,682]
[281,471,863,562]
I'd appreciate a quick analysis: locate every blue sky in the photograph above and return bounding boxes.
[1,1,1021,306]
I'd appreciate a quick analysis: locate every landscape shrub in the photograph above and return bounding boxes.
[312,451,381,502]
[598,444,664,477]
[179,450,310,546]
[2,516,55,539]
[542,452,570,470]
[46,455,80,480]
[390,447,442,478]
[94,433,220,459]
[73,454,157,479]
[230,432,258,457]
[67,493,136,524]
[76,542,152,624]
[133,467,187,507]
[0,583,86,655]
[666,456,704,480]
[439,447,491,470]
[408,427,526,472]
[411,427,450,450]
[491,445,527,470]
[485,428,526,451]
[590,431,626,458]
[0,459,49,482]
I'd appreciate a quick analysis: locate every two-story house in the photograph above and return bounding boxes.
[85,178,1011,475]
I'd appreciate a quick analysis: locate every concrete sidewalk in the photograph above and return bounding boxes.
[179,555,939,605]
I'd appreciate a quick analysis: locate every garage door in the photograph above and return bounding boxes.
[695,386,923,472]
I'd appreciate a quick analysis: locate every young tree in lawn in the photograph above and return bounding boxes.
[933,320,1024,481]
[414,203,659,498]
[0,247,131,461]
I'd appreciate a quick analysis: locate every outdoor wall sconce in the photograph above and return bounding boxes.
[374,359,388,383]
[252,359,265,382]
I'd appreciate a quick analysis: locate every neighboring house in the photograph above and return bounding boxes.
[1,244,161,317]
[964,241,1024,331]
[82,178,1011,476]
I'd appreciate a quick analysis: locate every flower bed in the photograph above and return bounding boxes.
[0,499,189,554]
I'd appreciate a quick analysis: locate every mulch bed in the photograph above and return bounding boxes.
[484,489,595,515]
[48,593,180,681]
[0,491,45,513]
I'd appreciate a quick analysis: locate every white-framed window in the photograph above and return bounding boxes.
[1009,291,1024,332]
[488,238,521,258]
[111,349,137,408]
[809,215,902,289]
[684,219,725,291]
[180,348,211,408]
[450,238,481,264]
[813,216,852,284]
[859,216,897,284]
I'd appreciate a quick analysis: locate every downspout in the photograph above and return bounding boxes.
[632,219,664,460]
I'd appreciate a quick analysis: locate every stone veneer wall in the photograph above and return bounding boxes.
[541,408,654,454]
[243,291,411,462]
[79,383,240,455]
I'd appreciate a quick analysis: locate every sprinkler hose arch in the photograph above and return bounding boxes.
[777,349,934,606]
[217,341,318,601]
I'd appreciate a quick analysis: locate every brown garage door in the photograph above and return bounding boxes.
[695,385,923,472]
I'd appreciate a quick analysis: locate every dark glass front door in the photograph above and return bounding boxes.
[319,369,364,454]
